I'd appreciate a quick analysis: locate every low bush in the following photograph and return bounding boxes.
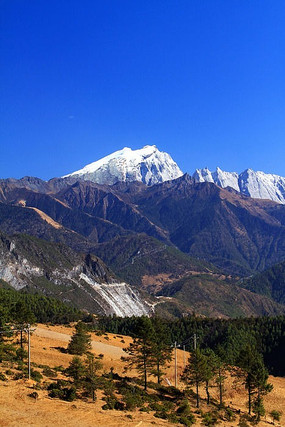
[224,407,236,421]
[270,410,282,423]
[202,411,219,426]
[177,399,191,416]
[0,372,7,381]
[179,414,196,426]
[42,366,56,378]
[30,369,43,382]
[48,380,76,402]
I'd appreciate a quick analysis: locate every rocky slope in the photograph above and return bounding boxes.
[0,232,149,317]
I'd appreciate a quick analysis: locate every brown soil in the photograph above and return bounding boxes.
[0,324,284,427]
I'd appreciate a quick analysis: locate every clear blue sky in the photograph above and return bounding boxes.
[1,0,285,180]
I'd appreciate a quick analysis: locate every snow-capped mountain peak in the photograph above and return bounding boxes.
[63,145,183,185]
[193,167,285,204]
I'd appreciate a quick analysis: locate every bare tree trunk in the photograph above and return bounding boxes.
[144,357,147,391]
[157,362,160,384]
[196,380,199,408]
[205,380,210,404]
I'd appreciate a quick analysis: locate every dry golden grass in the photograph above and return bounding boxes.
[0,323,284,427]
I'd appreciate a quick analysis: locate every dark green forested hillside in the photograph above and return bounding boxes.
[0,282,83,324]
[241,259,285,304]
[93,233,217,288]
[97,314,285,376]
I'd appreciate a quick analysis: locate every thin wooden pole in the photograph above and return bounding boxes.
[28,324,31,380]
[174,341,177,388]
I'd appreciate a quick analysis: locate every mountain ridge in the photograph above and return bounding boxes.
[193,166,285,204]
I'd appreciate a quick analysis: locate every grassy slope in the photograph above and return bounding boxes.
[0,324,284,427]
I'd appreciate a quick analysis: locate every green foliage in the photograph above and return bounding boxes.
[16,347,27,362]
[83,353,102,401]
[65,356,85,386]
[0,372,7,381]
[0,287,82,324]
[179,413,196,426]
[150,317,173,384]
[176,399,191,416]
[30,368,43,382]
[98,314,285,376]
[201,411,218,426]
[182,349,208,408]
[94,233,212,287]
[48,380,77,401]
[122,316,156,391]
[224,407,236,421]
[242,259,285,304]
[252,396,265,422]
[42,366,57,378]
[236,345,272,416]
[67,322,91,355]
[270,410,282,423]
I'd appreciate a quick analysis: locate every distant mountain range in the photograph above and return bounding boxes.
[193,167,285,204]
[1,145,285,318]
[62,145,285,204]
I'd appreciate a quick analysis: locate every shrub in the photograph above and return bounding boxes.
[28,391,39,400]
[238,415,250,427]
[179,414,196,426]
[139,406,150,413]
[102,396,123,410]
[224,407,236,421]
[54,365,64,372]
[0,372,7,381]
[270,410,282,424]
[202,411,218,426]
[31,369,43,382]
[177,399,191,416]
[167,412,179,423]
[154,410,168,420]
[123,392,142,410]
[16,347,27,362]
[42,366,56,378]
[13,372,24,380]
[48,380,77,402]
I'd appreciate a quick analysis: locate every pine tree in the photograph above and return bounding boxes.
[67,322,91,355]
[66,356,86,387]
[213,345,228,407]
[182,348,208,408]
[12,301,36,350]
[151,318,173,384]
[122,316,155,391]
[236,345,273,416]
[202,349,220,405]
[84,354,102,401]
